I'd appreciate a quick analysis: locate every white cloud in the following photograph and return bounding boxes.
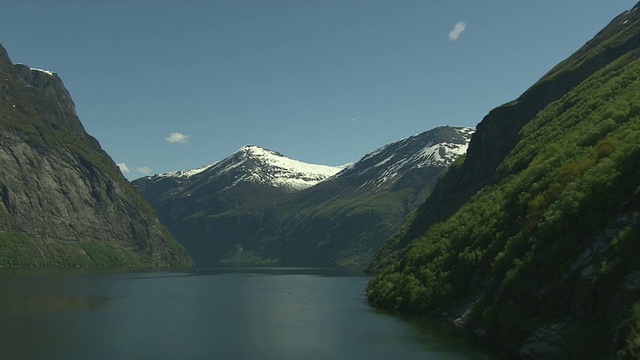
[137,167,153,175]
[116,162,130,173]
[166,132,190,143]
[448,21,466,41]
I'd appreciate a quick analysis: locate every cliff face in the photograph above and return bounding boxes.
[0,43,192,266]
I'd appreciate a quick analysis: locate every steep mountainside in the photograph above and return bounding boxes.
[0,43,192,267]
[134,126,473,266]
[367,4,640,358]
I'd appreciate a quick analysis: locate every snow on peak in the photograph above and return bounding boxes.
[351,126,475,189]
[158,163,216,179]
[145,126,472,192]
[154,144,343,191]
[234,145,343,190]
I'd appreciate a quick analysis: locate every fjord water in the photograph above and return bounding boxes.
[0,267,497,359]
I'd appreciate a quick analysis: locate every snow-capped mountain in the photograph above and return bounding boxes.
[330,126,474,191]
[132,125,475,266]
[135,145,342,196]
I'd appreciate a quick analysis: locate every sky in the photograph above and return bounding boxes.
[0,0,637,180]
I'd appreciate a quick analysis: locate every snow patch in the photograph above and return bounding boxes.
[156,162,218,180]
[355,126,475,189]
[237,145,342,190]
[30,67,56,76]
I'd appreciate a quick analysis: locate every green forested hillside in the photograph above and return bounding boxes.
[367,4,640,358]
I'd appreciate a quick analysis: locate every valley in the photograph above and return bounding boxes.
[0,2,639,358]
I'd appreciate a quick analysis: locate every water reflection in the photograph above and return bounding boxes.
[0,294,109,313]
[0,268,114,313]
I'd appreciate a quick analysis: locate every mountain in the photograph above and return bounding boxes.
[0,43,192,267]
[133,125,473,266]
[326,126,474,192]
[133,144,343,264]
[247,126,474,266]
[367,3,640,358]
[135,144,342,196]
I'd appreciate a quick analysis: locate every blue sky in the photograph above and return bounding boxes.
[1,1,637,179]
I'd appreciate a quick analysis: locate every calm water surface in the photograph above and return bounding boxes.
[0,267,498,359]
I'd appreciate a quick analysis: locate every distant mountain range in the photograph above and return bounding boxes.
[133,125,474,266]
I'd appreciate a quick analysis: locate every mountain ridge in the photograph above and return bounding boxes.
[133,125,474,266]
[143,144,343,191]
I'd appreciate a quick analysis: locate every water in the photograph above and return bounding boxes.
[0,267,498,360]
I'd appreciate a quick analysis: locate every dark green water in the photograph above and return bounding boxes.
[0,267,499,359]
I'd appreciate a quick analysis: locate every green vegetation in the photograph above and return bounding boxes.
[220,243,279,265]
[618,303,640,359]
[367,8,640,357]
[0,232,147,267]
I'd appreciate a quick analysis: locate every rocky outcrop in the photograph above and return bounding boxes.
[0,43,192,266]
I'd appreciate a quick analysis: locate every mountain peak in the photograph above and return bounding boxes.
[232,145,342,190]
[147,144,342,191]
[234,144,285,159]
[237,144,266,153]
[338,125,475,190]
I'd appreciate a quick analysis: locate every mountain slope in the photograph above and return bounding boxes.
[0,43,192,267]
[134,126,473,266]
[367,4,640,358]
[329,126,473,191]
[133,145,343,264]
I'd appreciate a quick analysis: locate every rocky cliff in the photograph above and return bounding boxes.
[0,43,192,266]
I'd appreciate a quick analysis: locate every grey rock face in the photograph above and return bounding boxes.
[0,43,192,266]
